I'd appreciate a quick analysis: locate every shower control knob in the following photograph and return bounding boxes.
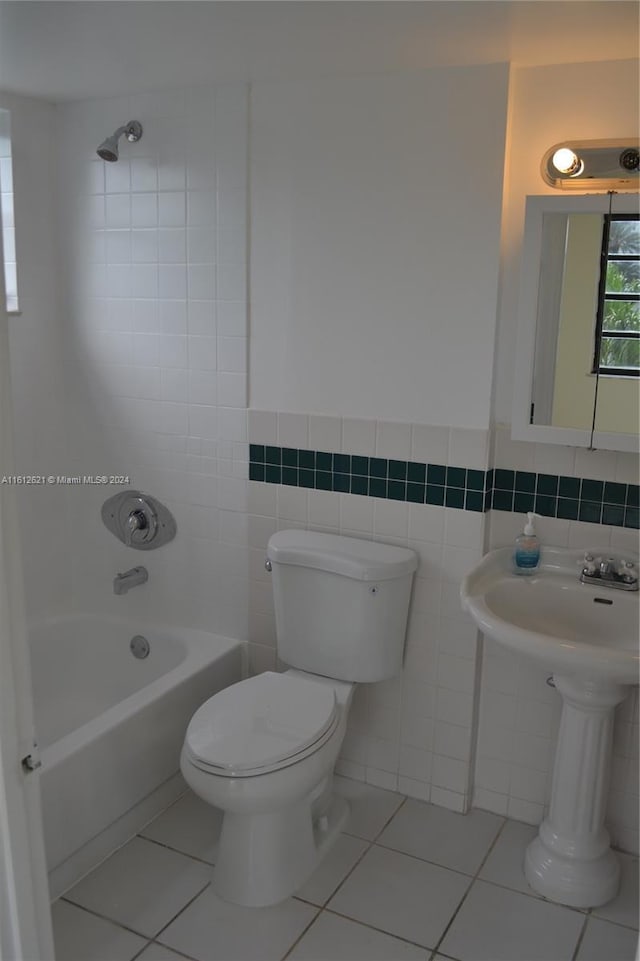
[101,490,176,550]
[126,508,150,544]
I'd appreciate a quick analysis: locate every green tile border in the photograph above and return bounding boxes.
[249,445,639,529]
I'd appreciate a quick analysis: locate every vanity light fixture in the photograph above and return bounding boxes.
[542,139,639,190]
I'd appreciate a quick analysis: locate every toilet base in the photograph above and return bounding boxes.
[213,793,350,906]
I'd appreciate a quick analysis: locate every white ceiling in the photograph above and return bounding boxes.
[0,1,637,103]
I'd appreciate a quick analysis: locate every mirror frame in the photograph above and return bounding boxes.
[512,193,639,453]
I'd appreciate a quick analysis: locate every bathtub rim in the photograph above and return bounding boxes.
[31,614,245,768]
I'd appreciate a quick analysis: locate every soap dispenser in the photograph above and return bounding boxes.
[513,512,541,575]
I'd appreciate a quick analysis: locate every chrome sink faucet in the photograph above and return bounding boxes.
[113,566,148,595]
[580,553,638,591]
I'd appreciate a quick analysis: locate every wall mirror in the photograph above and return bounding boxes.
[512,193,639,452]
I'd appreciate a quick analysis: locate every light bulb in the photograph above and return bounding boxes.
[551,148,583,176]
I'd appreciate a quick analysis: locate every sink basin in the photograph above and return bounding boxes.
[461,545,639,910]
[461,546,639,684]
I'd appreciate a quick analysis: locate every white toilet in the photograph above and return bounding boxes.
[180,529,417,906]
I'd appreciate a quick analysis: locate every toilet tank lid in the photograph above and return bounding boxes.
[267,530,417,581]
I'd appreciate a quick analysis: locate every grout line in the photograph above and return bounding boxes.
[283,794,408,959]
[279,905,323,961]
[137,831,217,868]
[570,912,590,961]
[323,904,444,955]
[293,836,373,911]
[430,815,508,957]
[317,794,408,905]
[372,793,409,841]
[60,878,212,950]
[370,811,596,920]
[144,939,202,961]
[462,873,591,916]
[129,939,154,961]
[369,836,484,883]
[588,912,640,933]
[58,896,162,943]
[151,881,212,943]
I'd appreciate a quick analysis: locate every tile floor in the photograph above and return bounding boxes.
[52,778,639,961]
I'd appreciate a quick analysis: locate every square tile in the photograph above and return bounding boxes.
[343,419,376,456]
[52,899,147,961]
[378,800,503,875]
[478,819,538,895]
[335,776,404,840]
[440,879,584,961]
[593,853,639,929]
[65,836,211,938]
[327,845,470,949]
[158,885,317,961]
[289,911,430,960]
[576,918,638,961]
[296,834,369,905]
[140,791,223,864]
[514,490,536,514]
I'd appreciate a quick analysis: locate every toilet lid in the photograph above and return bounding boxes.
[184,672,339,776]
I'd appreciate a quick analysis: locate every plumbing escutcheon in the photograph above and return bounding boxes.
[101,490,176,550]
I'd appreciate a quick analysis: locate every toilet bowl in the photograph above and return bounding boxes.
[180,669,354,906]
[181,530,417,907]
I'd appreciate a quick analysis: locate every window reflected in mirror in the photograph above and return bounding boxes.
[594,215,639,376]
[532,209,639,437]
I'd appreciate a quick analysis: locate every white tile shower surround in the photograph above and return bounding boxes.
[247,411,639,854]
[52,780,639,961]
[49,85,249,638]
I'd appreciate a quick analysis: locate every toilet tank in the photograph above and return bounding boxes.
[266,530,418,683]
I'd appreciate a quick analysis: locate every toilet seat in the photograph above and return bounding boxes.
[183,671,341,778]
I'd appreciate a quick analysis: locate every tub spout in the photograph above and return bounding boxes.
[113,566,148,595]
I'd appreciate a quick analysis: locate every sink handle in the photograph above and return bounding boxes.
[580,552,638,591]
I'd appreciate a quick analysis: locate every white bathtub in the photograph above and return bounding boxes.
[29,614,243,895]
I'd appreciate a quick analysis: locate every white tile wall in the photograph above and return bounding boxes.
[51,84,249,637]
[248,409,489,810]
[474,425,639,853]
[248,415,638,849]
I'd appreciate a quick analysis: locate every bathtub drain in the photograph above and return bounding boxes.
[130,635,150,659]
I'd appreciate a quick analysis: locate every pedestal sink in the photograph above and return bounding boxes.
[461,546,639,908]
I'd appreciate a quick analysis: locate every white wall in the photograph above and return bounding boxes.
[51,85,250,637]
[250,65,509,428]
[0,91,72,620]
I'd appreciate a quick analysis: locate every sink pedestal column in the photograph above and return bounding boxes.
[525,675,626,908]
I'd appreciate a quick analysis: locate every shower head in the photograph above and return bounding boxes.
[96,120,143,162]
